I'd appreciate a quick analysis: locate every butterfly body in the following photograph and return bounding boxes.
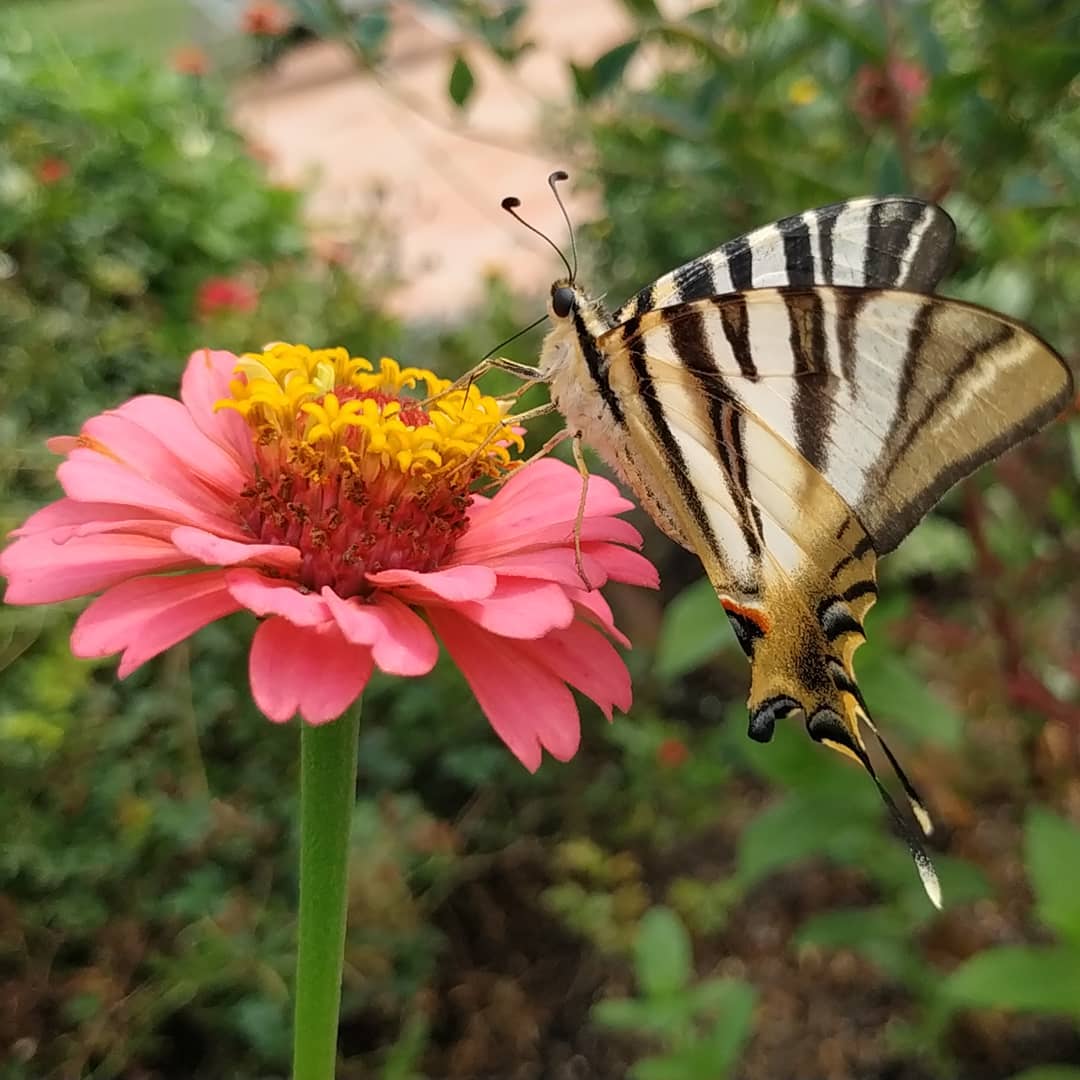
[542,290,694,548]
[523,193,1073,902]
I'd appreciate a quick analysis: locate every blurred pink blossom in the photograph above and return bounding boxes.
[195,277,259,320]
[852,58,930,125]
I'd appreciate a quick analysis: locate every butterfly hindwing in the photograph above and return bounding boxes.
[612,196,956,324]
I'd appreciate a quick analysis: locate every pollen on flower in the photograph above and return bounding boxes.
[216,343,524,597]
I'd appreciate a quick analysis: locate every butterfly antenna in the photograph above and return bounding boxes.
[547,169,578,282]
[501,194,574,281]
[482,312,549,361]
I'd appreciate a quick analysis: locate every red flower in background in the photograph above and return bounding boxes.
[852,58,929,125]
[196,277,259,320]
[171,46,210,77]
[242,0,294,36]
[656,738,689,769]
[37,158,70,185]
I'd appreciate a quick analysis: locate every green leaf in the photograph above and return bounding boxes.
[1026,808,1080,945]
[852,645,964,748]
[736,795,853,888]
[882,515,976,581]
[656,577,732,680]
[796,907,925,984]
[448,54,475,108]
[944,945,1080,1017]
[620,0,660,19]
[569,61,594,103]
[633,981,755,1080]
[635,906,693,996]
[592,997,654,1032]
[577,39,640,101]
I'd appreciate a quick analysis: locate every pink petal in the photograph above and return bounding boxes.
[452,515,643,563]
[81,410,237,514]
[427,607,581,771]
[451,578,576,639]
[481,547,607,588]
[514,621,632,720]
[225,568,329,627]
[180,348,257,469]
[581,542,660,589]
[11,499,165,539]
[321,589,438,676]
[113,395,248,494]
[570,588,631,648]
[71,571,240,677]
[249,617,372,724]
[58,453,245,538]
[171,525,300,573]
[457,460,634,554]
[493,459,633,522]
[366,564,496,603]
[2,534,194,604]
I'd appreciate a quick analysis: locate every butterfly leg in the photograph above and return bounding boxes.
[423,357,543,407]
[571,432,593,590]
[496,378,543,405]
[476,423,571,495]
[444,401,557,483]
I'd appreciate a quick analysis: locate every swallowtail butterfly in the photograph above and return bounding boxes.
[478,174,1074,905]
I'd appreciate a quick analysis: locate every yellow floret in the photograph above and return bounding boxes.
[216,344,523,483]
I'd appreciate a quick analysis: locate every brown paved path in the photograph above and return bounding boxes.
[231,1,635,318]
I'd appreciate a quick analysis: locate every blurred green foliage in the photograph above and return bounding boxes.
[593,906,756,1080]
[2,1,1080,1078]
[0,32,397,516]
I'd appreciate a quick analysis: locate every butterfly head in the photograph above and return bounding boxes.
[551,281,577,319]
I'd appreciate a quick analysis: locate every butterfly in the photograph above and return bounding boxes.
[468,172,1074,905]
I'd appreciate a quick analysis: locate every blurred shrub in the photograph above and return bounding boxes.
[0,35,398,512]
[566,0,1079,360]
[3,3,1080,1078]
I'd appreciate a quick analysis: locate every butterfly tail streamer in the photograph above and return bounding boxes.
[848,726,943,909]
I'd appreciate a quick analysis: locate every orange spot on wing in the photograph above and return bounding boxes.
[720,599,771,634]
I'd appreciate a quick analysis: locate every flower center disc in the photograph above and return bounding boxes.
[218,344,523,598]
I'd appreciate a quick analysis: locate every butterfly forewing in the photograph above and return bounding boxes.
[602,288,1072,557]
[612,196,956,324]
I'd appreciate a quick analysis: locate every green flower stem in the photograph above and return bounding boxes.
[292,708,360,1080]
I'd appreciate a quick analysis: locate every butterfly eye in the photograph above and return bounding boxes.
[552,286,575,318]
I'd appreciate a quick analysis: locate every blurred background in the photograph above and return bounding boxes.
[1,1,1078,1077]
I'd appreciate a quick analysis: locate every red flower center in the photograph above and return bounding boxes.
[218,346,523,599]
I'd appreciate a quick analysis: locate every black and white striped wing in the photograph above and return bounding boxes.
[602,288,1072,558]
[613,197,956,324]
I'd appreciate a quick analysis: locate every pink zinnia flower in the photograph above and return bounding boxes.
[1,345,658,770]
[195,276,259,320]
